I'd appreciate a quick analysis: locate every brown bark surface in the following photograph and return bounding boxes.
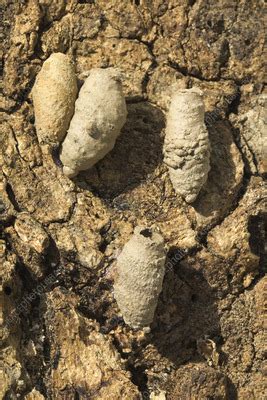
[1,1,266,399]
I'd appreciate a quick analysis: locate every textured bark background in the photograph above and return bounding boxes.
[1,1,266,399]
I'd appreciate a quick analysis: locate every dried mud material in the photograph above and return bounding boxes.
[60,68,127,177]
[32,52,78,147]
[114,227,166,329]
[163,87,210,203]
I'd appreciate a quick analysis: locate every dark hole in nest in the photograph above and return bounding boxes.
[134,0,140,5]
[4,286,12,295]
[140,229,152,238]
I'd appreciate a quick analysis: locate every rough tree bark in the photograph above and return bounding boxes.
[1,1,266,399]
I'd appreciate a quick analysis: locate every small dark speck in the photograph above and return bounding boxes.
[4,286,12,295]
[140,229,152,238]
[90,125,101,140]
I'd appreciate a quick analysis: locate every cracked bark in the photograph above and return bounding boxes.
[1,1,266,399]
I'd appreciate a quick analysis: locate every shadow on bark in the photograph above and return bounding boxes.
[73,102,165,200]
[151,248,221,366]
[193,119,240,217]
[248,212,267,274]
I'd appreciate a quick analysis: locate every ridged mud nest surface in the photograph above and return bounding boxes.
[1,1,266,399]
